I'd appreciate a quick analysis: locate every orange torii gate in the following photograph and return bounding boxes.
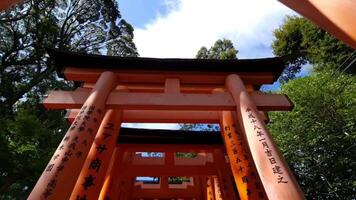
[28,48,305,200]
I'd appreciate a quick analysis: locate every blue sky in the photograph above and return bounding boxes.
[117,0,306,129]
[117,0,297,59]
[118,0,170,29]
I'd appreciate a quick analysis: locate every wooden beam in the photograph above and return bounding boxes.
[66,110,219,123]
[117,144,224,153]
[64,67,275,85]
[279,0,356,48]
[65,110,269,123]
[119,164,217,177]
[132,187,199,199]
[43,90,293,111]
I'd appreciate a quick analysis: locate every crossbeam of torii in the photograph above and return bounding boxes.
[2,0,355,48]
[27,49,306,200]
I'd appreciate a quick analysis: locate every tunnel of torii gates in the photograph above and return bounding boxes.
[28,48,306,200]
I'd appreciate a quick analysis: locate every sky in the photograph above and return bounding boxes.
[117,0,304,129]
[118,0,297,59]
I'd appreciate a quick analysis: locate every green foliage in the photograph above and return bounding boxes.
[0,0,138,198]
[196,39,238,59]
[268,71,356,199]
[272,16,354,81]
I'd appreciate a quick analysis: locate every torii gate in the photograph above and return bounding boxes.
[28,49,305,200]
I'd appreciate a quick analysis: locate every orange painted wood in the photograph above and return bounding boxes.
[66,109,271,124]
[28,71,118,200]
[43,90,293,111]
[226,74,305,200]
[0,0,22,10]
[97,147,117,200]
[213,176,223,200]
[220,111,266,200]
[118,144,224,153]
[64,67,275,85]
[83,82,223,93]
[213,149,239,200]
[279,0,356,48]
[69,110,122,199]
[99,147,125,200]
[132,185,199,199]
[118,164,217,177]
[206,176,216,200]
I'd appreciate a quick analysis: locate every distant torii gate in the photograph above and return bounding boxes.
[28,49,305,200]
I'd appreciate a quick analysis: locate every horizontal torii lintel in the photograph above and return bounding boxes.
[43,90,293,111]
[118,164,217,177]
[65,109,269,123]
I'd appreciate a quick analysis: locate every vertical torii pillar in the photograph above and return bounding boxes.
[225,74,305,200]
[28,71,117,200]
[69,109,122,199]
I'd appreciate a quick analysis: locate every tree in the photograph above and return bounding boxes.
[272,16,354,81]
[268,71,356,199]
[196,39,238,59]
[0,0,137,197]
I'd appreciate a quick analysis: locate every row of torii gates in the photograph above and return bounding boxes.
[28,49,306,200]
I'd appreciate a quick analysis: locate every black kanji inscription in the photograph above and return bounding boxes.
[53,154,60,160]
[64,136,70,141]
[272,165,283,174]
[89,158,102,172]
[264,149,272,157]
[277,175,288,184]
[232,148,238,155]
[256,130,264,137]
[76,195,87,200]
[236,157,242,163]
[69,142,76,150]
[84,115,90,121]
[76,151,83,158]
[57,164,64,172]
[105,123,114,130]
[42,188,53,198]
[262,142,269,149]
[61,156,69,163]
[242,176,248,183]
[47,178,57,189]
[96,144,107,153]
[46,164,54,172]
[82,174,95,190]
[269,157,276,164]
[64,150,73,157]
[79,126,85,132]
[254,125,261,130]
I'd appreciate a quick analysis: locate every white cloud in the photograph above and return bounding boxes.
[134,0,297,58]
